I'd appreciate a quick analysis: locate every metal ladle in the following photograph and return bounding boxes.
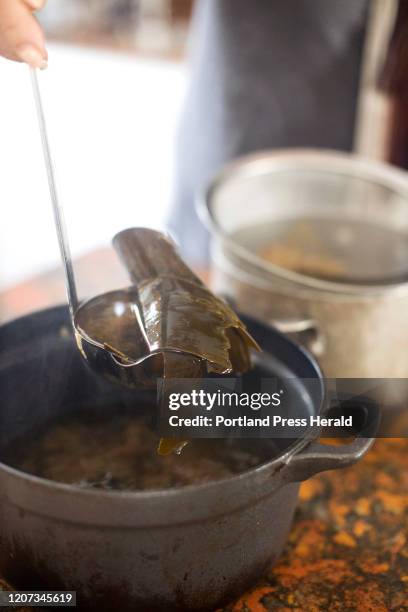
[30,68,149,387]
[31,69,258,391]
[30,67,78,317]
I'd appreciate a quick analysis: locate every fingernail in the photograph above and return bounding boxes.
[16,44,47,69]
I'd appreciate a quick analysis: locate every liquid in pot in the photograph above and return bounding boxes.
[233,217,408,284]
[2,408,278,490]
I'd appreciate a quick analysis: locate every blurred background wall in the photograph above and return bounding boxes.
[0,0,194,318]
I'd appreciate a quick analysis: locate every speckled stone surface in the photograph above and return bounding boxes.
[0,438,407,612]
[222,439,408,612]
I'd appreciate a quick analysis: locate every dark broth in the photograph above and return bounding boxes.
[2,408,277,491]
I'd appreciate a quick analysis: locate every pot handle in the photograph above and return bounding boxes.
[217,292,326,357]
[270,317,326,357]
[283,401,379,483]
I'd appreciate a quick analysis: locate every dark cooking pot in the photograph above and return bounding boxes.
[0,306,375,612]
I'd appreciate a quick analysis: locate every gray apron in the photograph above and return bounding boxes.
[168,0,369,263]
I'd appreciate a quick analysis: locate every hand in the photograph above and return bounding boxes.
[0,0,47,69]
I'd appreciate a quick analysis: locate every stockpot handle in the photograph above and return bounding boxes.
[217,293,326,358]
[283,400,380,483]
[270,317,326,358]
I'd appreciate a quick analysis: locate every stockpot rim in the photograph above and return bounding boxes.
[0,305,324,526]
[199,148,408,298]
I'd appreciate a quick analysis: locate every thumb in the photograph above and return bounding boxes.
[0,0,47,68]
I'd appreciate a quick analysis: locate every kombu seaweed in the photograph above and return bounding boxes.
[74,228,260,454]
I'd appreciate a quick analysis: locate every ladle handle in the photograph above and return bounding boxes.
[113,228,203,286]
[30,67,78,318]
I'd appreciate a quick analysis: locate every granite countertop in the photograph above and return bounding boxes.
[2,440,407,612]
[1,255,407,611]
[223,438,408,612]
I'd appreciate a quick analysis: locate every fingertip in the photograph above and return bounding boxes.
[16,43,47,69]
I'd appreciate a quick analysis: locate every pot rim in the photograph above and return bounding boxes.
[199,148,408,298]
[0,428,313,527]
[0,433,309,501]
[0,306,324,526]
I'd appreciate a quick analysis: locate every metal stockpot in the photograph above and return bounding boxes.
[0,307,374,612]
[201,149,408,380]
